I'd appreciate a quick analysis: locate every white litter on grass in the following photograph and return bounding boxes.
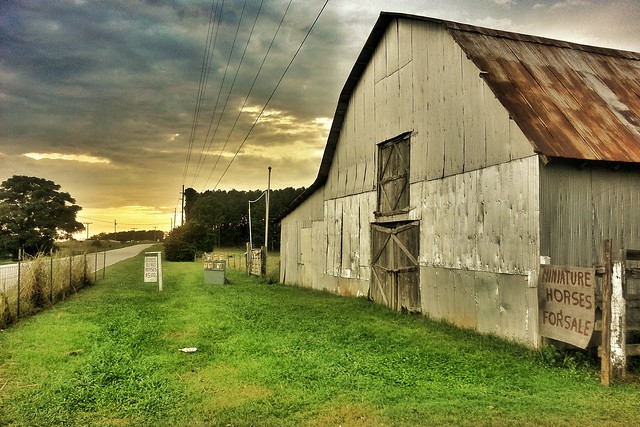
[180,347,197,353]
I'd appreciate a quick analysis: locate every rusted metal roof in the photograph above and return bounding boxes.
[280,12,640,218]
[447,21,640,163]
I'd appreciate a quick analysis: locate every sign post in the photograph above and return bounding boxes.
[144,251,163,291]
[538,264,596,349]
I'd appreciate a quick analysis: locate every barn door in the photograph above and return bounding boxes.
[370,221,420,312]
[376,133,410,216]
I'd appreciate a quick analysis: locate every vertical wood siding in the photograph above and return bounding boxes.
[280,189,324,287]
[540,164,640,267]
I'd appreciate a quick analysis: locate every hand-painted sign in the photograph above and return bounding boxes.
[144,253,158,283]
[538,265,596,349]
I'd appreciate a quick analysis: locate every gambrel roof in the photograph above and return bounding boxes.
[284,12,640,216]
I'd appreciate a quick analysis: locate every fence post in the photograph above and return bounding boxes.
[261,246,267,277]
[601,239,612,386]
[17,249,21,318]
[103,251,106,279]
[610,251,627,380]
[94,248,98,282]
[69,254,73,291]
[50,249,54,303]
[246,242,251,276]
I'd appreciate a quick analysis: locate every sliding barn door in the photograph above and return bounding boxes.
[370,221,420,312]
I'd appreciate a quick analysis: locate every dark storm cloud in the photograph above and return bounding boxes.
[1,0,638,234]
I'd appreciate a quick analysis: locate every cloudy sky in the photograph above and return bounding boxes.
[1,0,639,237]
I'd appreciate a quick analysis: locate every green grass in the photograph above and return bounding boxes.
[1,252,639,426]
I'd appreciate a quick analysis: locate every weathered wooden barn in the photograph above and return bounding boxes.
[280,12,640,347]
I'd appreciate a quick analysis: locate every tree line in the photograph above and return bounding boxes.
[0,174,305,262]
[91,229,165,243]
[164,187,304,261]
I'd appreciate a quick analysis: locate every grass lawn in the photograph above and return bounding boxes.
[1,249,639,426]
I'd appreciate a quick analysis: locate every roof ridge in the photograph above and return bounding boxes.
[379,11,640,61]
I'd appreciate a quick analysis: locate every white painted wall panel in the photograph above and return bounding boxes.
[280,189,325,286]
[386,19,399,75]
[442,39,465,177]
[420,267,537,346]
[398,19,412,68]
[374,34,386,83]
[420,156,540,274]
[461,52,487,171]
[424,25,446,180]
[399,64,414,138]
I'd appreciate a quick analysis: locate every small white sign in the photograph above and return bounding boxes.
[144,254,158,283]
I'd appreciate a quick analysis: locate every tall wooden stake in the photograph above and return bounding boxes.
[601,239,612,386]
[265,166,271,253]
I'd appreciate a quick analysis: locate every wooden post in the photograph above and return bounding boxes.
[157,252,163,292]
[601,239,612,386]
[17,250,21,318]
[610,251,627,379]
[246,242,251,276]
[50,249,54,303]
[261,246,267,277]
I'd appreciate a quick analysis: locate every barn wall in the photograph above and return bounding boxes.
[281,18,541,346]
[324,193,375,297]
[419,156,541,346]
[540,163,640,267]
[324,18,535,204]
[410,20,534,183]
[280,189,324,288]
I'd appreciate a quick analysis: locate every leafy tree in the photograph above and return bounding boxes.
[163,187,305,260]
[0,175,83,258]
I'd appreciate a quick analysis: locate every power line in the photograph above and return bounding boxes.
[210,0,330,191]
[182,0,223,185]
[201,0,295,191]
[77,216,162,228]
[191,0,265,187]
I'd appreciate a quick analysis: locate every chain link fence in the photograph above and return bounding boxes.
[0,250,107,328]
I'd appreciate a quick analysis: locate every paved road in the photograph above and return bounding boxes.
[91,243,155,268]
[0,243,156,292]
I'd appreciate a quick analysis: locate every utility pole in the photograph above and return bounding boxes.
[173,208,177,229]
[114,219,117,234]
[83,222,92,240]
[181,185,185,226]
[265,166,271,253]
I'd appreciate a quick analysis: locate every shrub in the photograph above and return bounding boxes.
[164,222,212,262]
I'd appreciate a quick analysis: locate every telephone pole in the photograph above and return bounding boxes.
[181,185,185,226]
[114,219,117,234]
[83,222,92,240]
[265,166,271,253]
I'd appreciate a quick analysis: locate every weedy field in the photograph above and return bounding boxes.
[0,249,639,426]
